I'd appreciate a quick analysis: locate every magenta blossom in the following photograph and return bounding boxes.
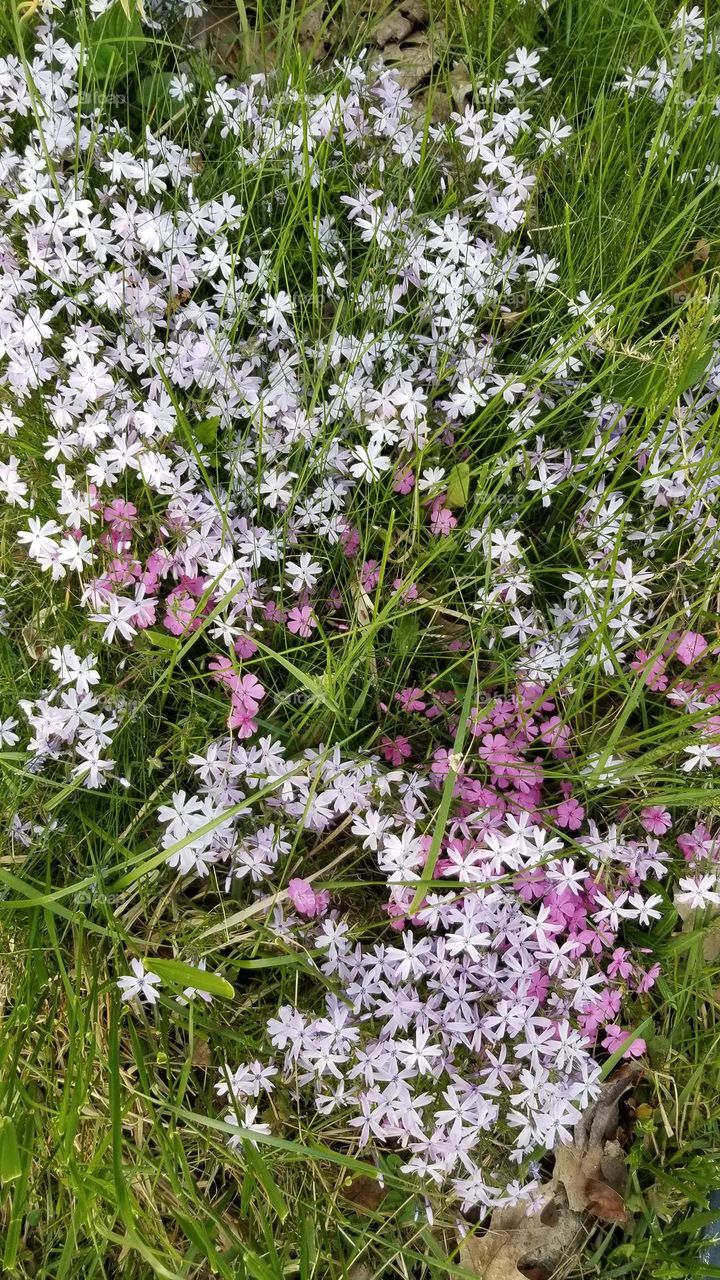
[287,605,316,638]
[640,806,671,835]
[361,560,380,592]
[287,878,330,918]
[601,1025,646,1059]
[380,735,412,766]
[340,525,360,557]
[674,630,708,666]
[104,498,137,533]
[429,504,457,536]
[396,687,426,713]
[555,797,585,831]
[232,672,265,713]
[631,649,668,692]
[234,635,258,659]
[264,600,286,624]
[164,588,201,636]
[393,467,415,495]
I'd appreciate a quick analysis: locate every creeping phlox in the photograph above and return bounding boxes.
[151,681,673,1211]
[1,0,719,1215]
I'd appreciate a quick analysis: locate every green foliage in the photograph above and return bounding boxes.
[147,958,235,999]
[84,0,147,85]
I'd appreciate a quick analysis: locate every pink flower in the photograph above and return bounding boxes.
[340,525,360,557]
[636,963,661,994]
[264,600,286,623]
[228,702,258,738]
[287,878,328,918]
[233,672,265,713]
[392,577,419,604]
[382,899,407,930]
[287,605,316,638]
[539,715,571,756]
[380,735,412,766]
[179,574,207,599]
[555,797,585,830]
[209,654,236,687]
[393,467,415,495]
[234,635,258,659]
[396,687,426,713]
[361,560,380,592]
[607,947,633,980]
[429,504,457,536]
[517,682,554,712]
[640,805,671,835]
[430,747,454,778]
[210,660,265,736]
[631,649,668,692]
[104,498,137,533]
[164,588,200,636]
[101,527,131,554]
[132,589,157,628]
[601,1025,646,1059]
[142,549,167,591]
[674,630,708,666]
[478,733,514,767]
[105,555,137,586]
[678,822,715,864]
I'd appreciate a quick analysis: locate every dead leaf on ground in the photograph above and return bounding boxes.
[703,915,720,962]
[460,1200,586,1280]
[449,59,474,109]
[381,27,445,91]
[341,1173,388,1211]
[191,1040,213,1068]
[298,2,331,60]
[410,87,453,123]
[374,0,428,49]
[584,1177,627,1224]
[459,1069,641,1280]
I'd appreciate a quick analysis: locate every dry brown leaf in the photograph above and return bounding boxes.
[703,915,720,962]
[553,1144,601,1213]
[584,1177,627,1225]
[191,1040,213,1068]
[22,607,53,660]
[341,1173,388,1211]
[459,1200,586,1280]
[410,87,452,123]
[667,239,712,303]
[298,3,330,59]
[669,261,696,304]
[399,0,429,22]
[373,0,428,46]
[375,10,417,48]
[381,27,444,90]
[350,574,373,628]
[458,1071,640,1280]
[449,59,474,109]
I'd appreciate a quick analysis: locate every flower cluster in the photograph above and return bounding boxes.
[18,645,123,788]
[149,676,670,1208]
[1,0,719,1222]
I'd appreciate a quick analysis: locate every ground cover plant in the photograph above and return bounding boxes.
[2,0,720,1275]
